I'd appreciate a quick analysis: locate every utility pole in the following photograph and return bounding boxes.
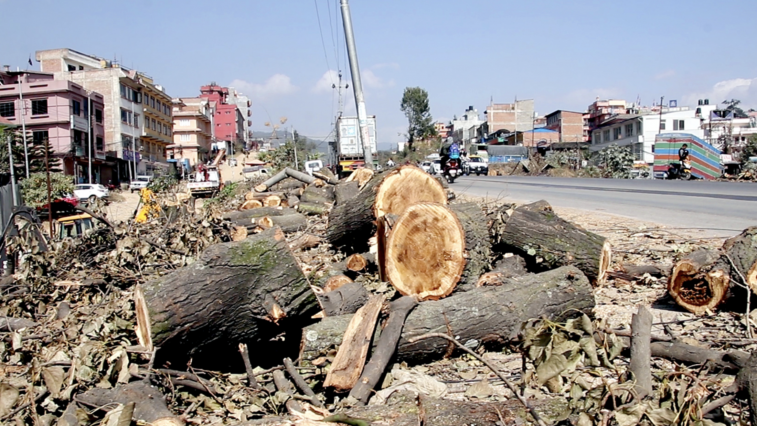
[87,95,92,183]
[6,134,18,206]
[340,0,374,170]
[44,137,53,234]
[292,127,298,171]
[17,80,30,178]
[657,96,665,135]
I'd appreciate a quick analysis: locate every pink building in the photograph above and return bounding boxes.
[199,84,244,147]
[0,69,106,183]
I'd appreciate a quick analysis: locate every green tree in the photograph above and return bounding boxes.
[722,99,748,118]
[596,144,634,179]
[0,126,61,177]
[400,87,436,151]
[258,130,318,171]
[19,172,74,208]
[741,134,757,166]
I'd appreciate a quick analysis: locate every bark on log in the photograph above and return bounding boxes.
[300,185,335,205]
[259,213,308,233]
[223,207,294,222]
[334,181,359,205]
[312,171,338,185]
[345,168,374,187]
[737,351,757,426]
[245,191,285,201]
[449,203,492,291]
[323,295,385,391]
[668,249,731,315]
[629,306,652,397]
[76,381,183,426]
[322,275,353,292]
[297,202,329,216]
[255,168,315,192]
[380,203,466,300]
[316,281,370,316]
[134,227,319,359]
[289,234,322,251]
[327,165,447,253]
[489,200,611,284]
[350,296,418,404]
[301,266,594,365]
[722,226,757,291]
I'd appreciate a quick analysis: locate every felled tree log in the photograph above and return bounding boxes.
[255,168,315,192]
[301,185,335,206]
[722,226,757,291]
[134,227,319,359]
[76,381,183,426]
[301,266,594,364]
[668,249,731,315]
[297,202,329,216]
[449,203,491,291]
[316,281,370,316]
[259,213,308,233]
[489,200,611,284]
[224,207,294,222]
[327,165,447,253]
[379,203,466,300]
[334,181,359,205]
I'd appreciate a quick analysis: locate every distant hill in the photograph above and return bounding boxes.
[251,131,330,155]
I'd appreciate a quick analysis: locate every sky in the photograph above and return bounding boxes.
[2,0,757,150]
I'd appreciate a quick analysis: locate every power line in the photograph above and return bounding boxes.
[313,0,335,86]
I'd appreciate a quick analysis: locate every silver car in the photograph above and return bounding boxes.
[73,184,109,203]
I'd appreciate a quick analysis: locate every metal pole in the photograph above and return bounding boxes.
[45,137,53,235]
[292,127,298,170]
[17,80,30,177]
[6,134,18,206]
[340,0,374,169]
[87,95,92,183]
[657,96,664,135]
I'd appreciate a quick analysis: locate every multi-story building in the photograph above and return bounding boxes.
[506,128,560,147]
[137,74,172,175]
[545,110,589,143]
[586,99,627,141]
[451,106,484,151]
[433,121,451,139]
[227,87,252,150]
[37,48,173,182]
[199,84,244,153]
[484,100,535,134]
[0,68,105,183]
[590,106,704,163]
[169,97,214,168]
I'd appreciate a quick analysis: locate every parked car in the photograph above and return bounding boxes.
[420,161,434,174]
[129,175,153,193]
[73,184,109,203]
[467,156,489,175]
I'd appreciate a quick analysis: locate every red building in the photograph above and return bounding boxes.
[199,84,244,148]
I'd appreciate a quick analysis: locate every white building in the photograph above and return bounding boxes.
[451,106,484,150]
[590,107,704,164]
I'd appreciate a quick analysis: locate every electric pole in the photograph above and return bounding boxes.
[340,0,374,170]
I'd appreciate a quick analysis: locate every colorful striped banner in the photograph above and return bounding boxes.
[653,133,721,180]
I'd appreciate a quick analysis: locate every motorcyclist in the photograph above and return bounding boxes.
[439,137,454,172]
[678,143,690,164]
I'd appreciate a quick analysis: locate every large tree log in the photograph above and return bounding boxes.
[300,185,335,205]
[301,266,594,365]
[316,281,370,316]
[326,165,447,253]
[134,227,319,360]
[76,381,183,426]
[722,226,757,291]
[334,181,359,205]
[668,249,731,315]
[489,200,611,284]
[258,213,308,233]
[223,207,294,222]
[449,203,492,291]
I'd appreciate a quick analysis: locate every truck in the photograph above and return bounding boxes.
[653,133,722,180]
[188,164,222,197]
[334,115,378,177]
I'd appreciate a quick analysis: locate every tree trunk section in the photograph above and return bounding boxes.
[722,226,757,291]
[76,381,183,426]
[316,281,370,316]
[134,227,319,361]
[259,213,308,233]
[297,202,329,216]
[301,185,335,205]
[489,200,611,284]
[224,207,294,222]
[629,306,652,397]
[737,351,757,426]
[326,165,447,253]
[449,203,492,291]
[380,203,466,300]
[300,266,594,365]
[334,181,359,205]
[668,249,731,315]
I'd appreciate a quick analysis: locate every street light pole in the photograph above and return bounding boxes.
[17,80,30,178]
[6,134,18,206]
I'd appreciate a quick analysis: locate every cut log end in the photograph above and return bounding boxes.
[384,203,465,301]
[264,195,282,207]
[134,284,153,352]
[598,241,612,284]
[669,258,730,315]
[374,166,447,219]
[240,200,263,210]
[323,275,353,292]
[346,254,368,272]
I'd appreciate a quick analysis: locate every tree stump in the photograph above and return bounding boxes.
[668,249,731,315]
[722,226,757,291]
[301,266,594,364]
[489,200,611,284]
[326,165,447,253]
[134,227,319,360]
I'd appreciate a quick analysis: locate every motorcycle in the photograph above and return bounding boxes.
[666,161,692,180]
[443,158,462,183]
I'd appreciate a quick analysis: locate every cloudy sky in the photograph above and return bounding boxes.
[3,0,756,150]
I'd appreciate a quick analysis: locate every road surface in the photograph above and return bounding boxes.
[453,176,756,237]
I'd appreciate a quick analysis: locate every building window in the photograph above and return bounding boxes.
[32,130,49,144]
[150,96,155,108]
[151,118,157,130]
[673,120,685,130]
[95,109,103,123]
[180,134,191,142]
[120,109,132,125]
[613,127,622,140]
[120,84,127,98]
[179,119,190,126]
[603,130,610,142]
[660,120,666,130]
[71,100,81,116]
[624,123,633,137]
[0,102,15,117]
[636,121,642,134]
[96,137,104,151]
[30,99,48,116]
[134,114,140,128]
[67,65,76,72]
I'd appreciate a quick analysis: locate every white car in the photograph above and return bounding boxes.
[420,161,434,174]
[74,184,109,203]
[130,176,152,193]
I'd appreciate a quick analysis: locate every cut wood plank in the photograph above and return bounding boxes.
[381,203,465,300]
[323,294,385,391]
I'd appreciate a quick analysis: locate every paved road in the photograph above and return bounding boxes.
[452,176,756,237]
